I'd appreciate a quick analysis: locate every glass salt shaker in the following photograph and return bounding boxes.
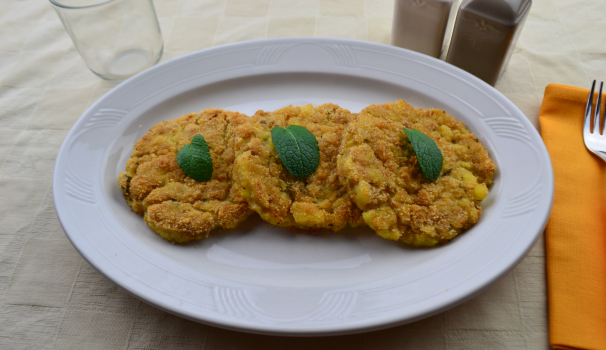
[445,0,532,86]
[390,0,460,59]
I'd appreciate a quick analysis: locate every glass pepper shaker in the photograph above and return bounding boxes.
[390,0,460,59]
[445,0,532,86]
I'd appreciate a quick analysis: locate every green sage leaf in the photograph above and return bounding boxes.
[271,125,320,178]
[403,128,443,181]
[176,134,213,182]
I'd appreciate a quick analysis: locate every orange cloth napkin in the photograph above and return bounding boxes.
[540,84,606,349]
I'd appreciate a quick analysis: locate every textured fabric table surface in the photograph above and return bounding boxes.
[1,0,604,348]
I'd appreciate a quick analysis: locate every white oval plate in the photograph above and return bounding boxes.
[53,38,554,336]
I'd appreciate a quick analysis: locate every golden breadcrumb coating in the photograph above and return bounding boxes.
[118,109,252,243]
[233,104,364,231]
[337,100,496,247]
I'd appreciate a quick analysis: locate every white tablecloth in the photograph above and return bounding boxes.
[1,0,604,348]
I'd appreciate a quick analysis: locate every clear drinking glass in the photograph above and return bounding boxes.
[50,0,163,82]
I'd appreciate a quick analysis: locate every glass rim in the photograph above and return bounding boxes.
[49,0,116,10]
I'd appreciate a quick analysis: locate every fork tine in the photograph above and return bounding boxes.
[585,80,596,135]
[594,81,603,134]
[600,82,606,135]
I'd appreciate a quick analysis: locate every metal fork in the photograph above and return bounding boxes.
[583,80,606,163]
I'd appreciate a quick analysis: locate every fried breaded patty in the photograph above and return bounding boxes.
[233,104,363,231]
[118,109,252,243]
[337,100,496,246]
